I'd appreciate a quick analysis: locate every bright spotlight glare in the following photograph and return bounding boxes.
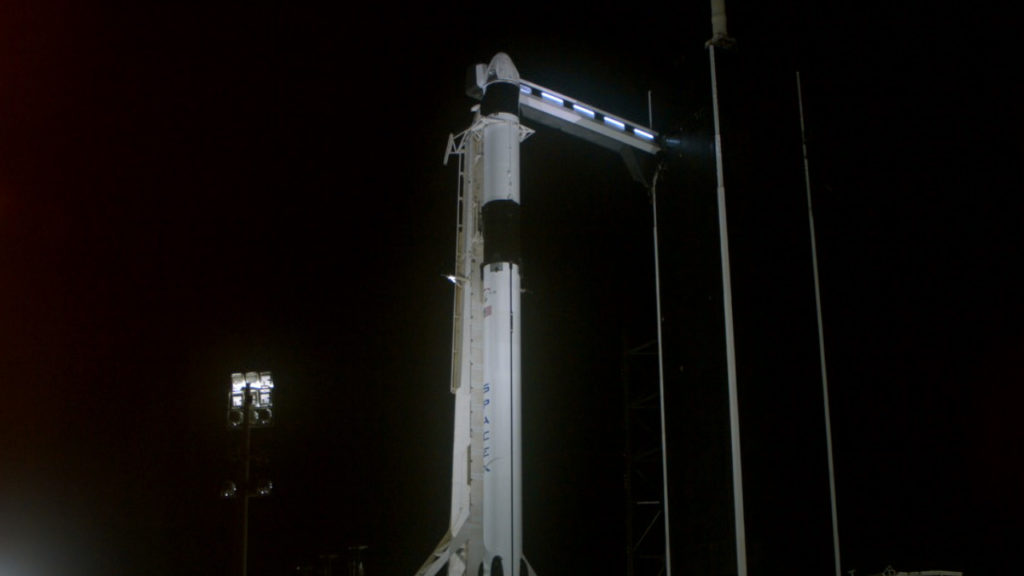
[228,371,274,427]
[251,372,274,409]
[256,479,273,496]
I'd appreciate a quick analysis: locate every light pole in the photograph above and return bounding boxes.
[224,371,275,576]
[348,545,367,576]
[708,1,748,574]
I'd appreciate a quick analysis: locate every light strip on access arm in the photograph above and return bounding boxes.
[603,116,626,130]
[540,92,564,106]
[634,128,655,140]
[572,103,596,118]
[516,79,660,155]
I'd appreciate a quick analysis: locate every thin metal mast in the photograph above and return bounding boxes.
[650,165,673,576]
[796,70,842,576]
[241,385,251,576]
[645,87,673,576]
[708,1,747,574]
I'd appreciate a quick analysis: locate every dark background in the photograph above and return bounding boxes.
[2,2,1021,575]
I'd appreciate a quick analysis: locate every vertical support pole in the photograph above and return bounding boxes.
[241,384,251,576]
[796,70,842,576]
[647,90,654,132]
[650,169,673,576]
[709,41,748,576]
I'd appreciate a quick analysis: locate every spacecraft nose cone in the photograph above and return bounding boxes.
[486,52,519,84]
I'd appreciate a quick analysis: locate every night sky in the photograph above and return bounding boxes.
[2,2,1021,576]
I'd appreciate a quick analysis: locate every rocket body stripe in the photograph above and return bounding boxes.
[481,200,521,265]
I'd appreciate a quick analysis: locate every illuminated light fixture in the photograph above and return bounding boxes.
[573,103,596,118]
[519,85,532,95]
[255,479,273,497]
[541,92,564,106]
[634,128,655,140]
[221,480,238,499]
[227,371,274,428]
[224,370,275,576]
[603,116,626,130]
[253,407,272,426]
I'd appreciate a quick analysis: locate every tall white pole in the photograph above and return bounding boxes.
[796,70,842,576]
[708,1,747,573]
[650,167,673,576]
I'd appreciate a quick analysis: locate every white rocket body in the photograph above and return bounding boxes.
[479,53,525,576]
[419,53,529,576]
[417,52,660,576]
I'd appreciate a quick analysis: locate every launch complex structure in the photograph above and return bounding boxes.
[415,53,663,576]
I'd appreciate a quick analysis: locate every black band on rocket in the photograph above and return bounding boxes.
[482,200,521,265]
[481,82,520,116]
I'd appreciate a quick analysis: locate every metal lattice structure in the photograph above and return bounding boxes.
[623,341,668,576]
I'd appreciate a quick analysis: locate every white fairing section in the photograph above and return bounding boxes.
[483,113,520,205]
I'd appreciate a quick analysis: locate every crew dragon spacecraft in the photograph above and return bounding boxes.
[416,53,661,576]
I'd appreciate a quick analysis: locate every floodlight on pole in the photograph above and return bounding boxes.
[228,371,274,428]
[224,370,275,576]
